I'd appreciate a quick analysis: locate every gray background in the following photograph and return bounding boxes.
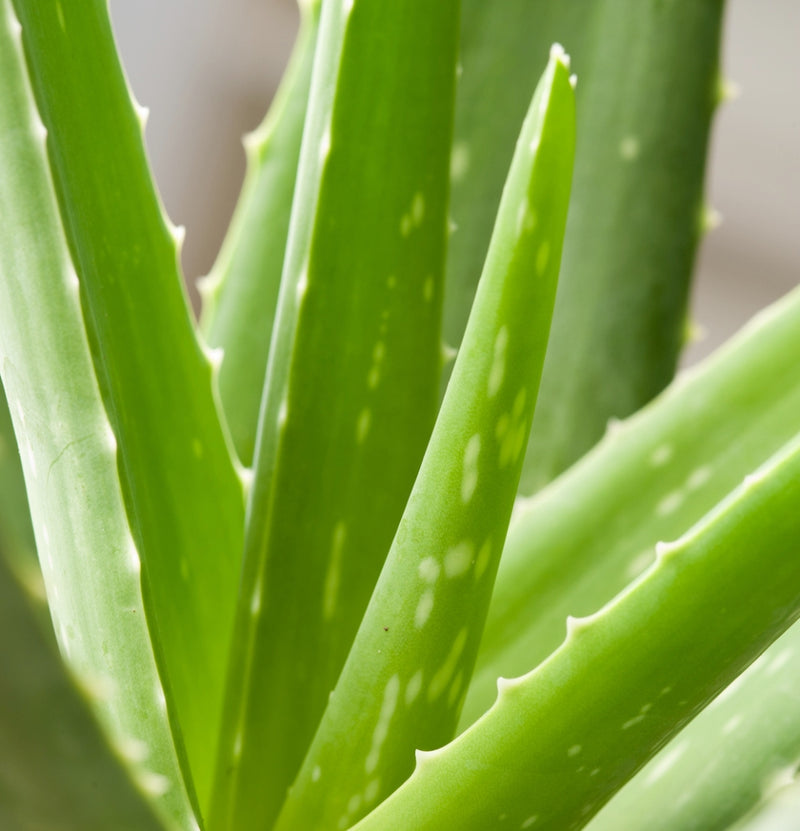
[109,1,799,364]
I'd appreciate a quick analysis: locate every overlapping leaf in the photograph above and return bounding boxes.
[450,0,725,493]
[354,434,800,830]
[200,1,321,466]
[12,0,245,807]
[274,47,575,831]
[0,6,194,825]
[209,1,459,828]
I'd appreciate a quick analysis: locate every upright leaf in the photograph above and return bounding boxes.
[210,2,459,829]
[0,383,37,593]
[200,1,321,466]
[12,0,245,806]
[449,0,725,492]
[0,6,193,825]
[274,48,575,831]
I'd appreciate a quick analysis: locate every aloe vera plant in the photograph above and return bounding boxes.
[1,1,799,830]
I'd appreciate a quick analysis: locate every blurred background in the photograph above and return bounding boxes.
[108,0,798,364]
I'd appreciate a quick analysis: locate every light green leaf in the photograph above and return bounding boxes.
[209,2,459,829]
[12,0,245,807]
[449,0,725,493]
[353,434,800,830]
[464,287,800,726]
[591,618,800,831]
[200,2,321,466]
[0,383,37,595]
[0,554,171,831]
[273,47,575,831]
[0,5,194,826]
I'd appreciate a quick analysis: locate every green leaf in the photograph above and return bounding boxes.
[464,287,800,726]
[0,554,171,831]
[209,3,460,829]
[200,2,321,466]
[353,434,800,831]
[449,0,725,493]
[591,618,800,831]
[0,6,194,826]
[273,47,575,831]
[0,383,37,595]
[12,0,245,807]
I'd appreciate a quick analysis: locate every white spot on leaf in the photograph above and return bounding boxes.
[489,327,509,397]
[418,557,440,583]
[444,541,474,578]
[450,142,470,181]
[650,444,673,467]
[405,670,423,707]
[619,135,640,161]
[356,408,371,443]
[414,590,435,629]
[461,434,481,502]
[365,674,400,774]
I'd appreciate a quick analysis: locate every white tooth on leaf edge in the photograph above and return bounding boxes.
[202,345,224,371]
[549,42,570,69]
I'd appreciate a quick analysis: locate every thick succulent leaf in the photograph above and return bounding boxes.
[462,286,800,828]
[200,2,320,466]
[464,286,800,725]
[0,384,37,594]
[353,435,800,831]
[591,618,800,831]
[273,49,575,831]
[209,2,459,829]
[449,0,724,493]
[0,554,172,831]
[12,0,245,806]
[0,7,194,826]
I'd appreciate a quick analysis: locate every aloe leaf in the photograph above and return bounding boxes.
[272,48,575,831]
[0,384,37,595]
[200,1,321,466]
[353,435,800,831]
[590,618,800,831]
[12,0,245,806]
[209,2,459,828]
[0,554,174,831]
[449,0,724,493]
[464,286,800,725]
[0,6,194,826]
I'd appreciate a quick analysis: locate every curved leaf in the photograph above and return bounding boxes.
[354,435,800,830]
[465,287,800,725]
